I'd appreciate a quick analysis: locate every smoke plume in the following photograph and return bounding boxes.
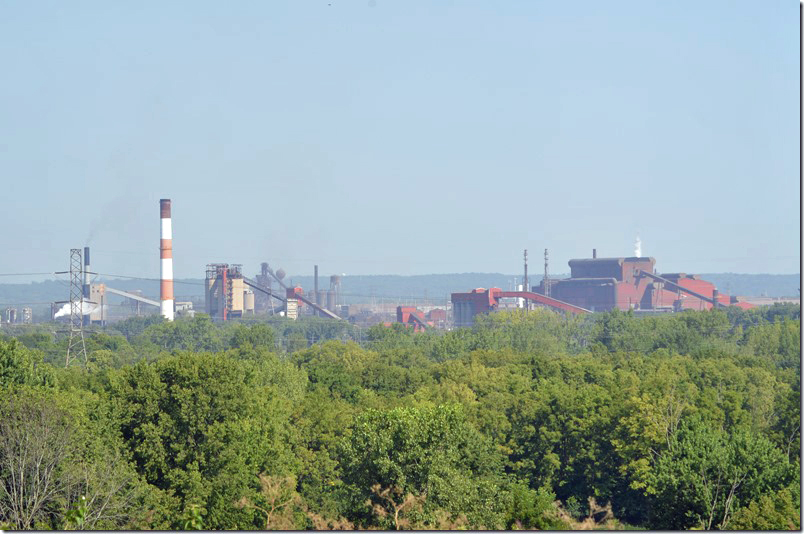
[53,301,99,318]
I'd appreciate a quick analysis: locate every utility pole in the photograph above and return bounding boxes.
[523,249,529,311]
[66,248,87,366]
[523,249,529,291]
[544,248,550,297]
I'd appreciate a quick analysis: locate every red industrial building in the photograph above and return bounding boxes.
[427,308,448,328]
[394,307,450,331]
[451,254,753,328]
[396,306,428,331]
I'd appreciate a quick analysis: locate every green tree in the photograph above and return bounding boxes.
[505,483,565,530]
[109,314,165,341]
[292,341,377,401]
[645,416,792,529]
[595,309,654,353]
[229,323,276,350]
[108,352,302,529]
[0,388,74,529]
[291,387,354,518]
[0,387,147,530]
[138,314,223,353]
[0,339,54,388]
[338,404,509,529]
[727,486,800,530]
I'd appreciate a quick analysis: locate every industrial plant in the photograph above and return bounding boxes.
[11,197,791,340]
[201,262,345,321]
[450,249,756,328]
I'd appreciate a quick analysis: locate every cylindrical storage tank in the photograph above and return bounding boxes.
[244,290,255,313]
[318,290,326,308]
[205,277,217,315]
[326,290,335,312]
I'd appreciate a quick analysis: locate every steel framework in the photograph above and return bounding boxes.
[66,248,86,366]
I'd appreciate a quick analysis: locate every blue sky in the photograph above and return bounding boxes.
[0,0,799,281]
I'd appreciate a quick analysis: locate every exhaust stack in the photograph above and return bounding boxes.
[160,199,174,321]
[83,246,91,325]
[83,246,91,298]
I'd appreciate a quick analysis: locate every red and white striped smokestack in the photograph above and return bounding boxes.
[160,199,174,321]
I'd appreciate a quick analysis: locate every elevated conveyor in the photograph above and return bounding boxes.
[104,287,161,307]
[496,291,591,315]
[407,312,430,330]
[294,292,342,320]
[636,270,725,308]
[244,278,287,303]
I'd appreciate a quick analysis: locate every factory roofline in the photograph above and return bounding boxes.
[554,277,619,283]
[568,257,656,264]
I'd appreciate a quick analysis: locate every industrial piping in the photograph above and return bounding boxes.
[160,199,174,321]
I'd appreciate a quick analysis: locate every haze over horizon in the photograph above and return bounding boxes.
[0,1,799,282]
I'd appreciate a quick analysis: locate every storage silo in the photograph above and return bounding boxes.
[244,290,255,314]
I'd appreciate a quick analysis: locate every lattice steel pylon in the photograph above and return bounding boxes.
[66,248,87,366]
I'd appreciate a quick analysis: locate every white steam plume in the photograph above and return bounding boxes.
[53,301,99,318]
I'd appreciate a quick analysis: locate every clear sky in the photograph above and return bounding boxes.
[0,0,799,282]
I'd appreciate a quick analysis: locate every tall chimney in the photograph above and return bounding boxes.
[83,246,91,325]
[593,248,597,259]
[160,199,174,321]
[83,246,91,298]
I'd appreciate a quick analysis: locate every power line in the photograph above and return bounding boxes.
[0,302,67,306]
[0,272,56,277]
[93,272,206,286]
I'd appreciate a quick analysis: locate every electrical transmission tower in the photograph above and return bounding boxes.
[66,248,87,366]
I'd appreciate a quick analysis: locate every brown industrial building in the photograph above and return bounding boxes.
[451,254,754,328]
[536,255,754,312]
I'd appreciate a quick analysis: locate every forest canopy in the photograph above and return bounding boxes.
[0,303,799,530]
